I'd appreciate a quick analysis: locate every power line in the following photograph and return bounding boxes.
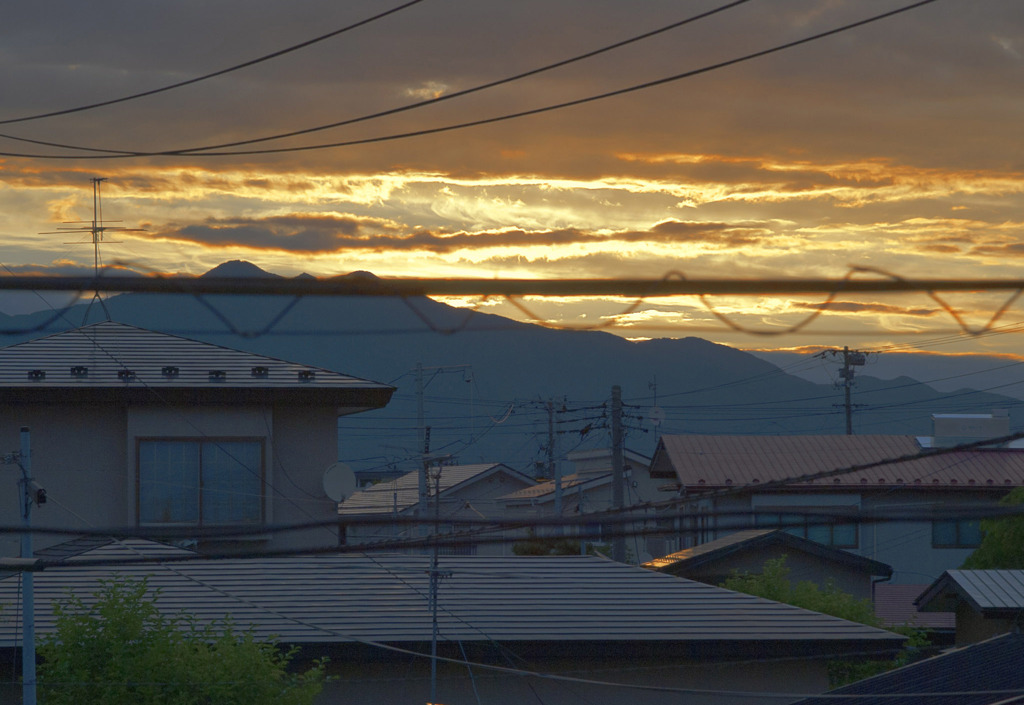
[0,0,943,159]
[0,0,430,127]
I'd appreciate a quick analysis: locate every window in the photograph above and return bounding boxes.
[138,439,263,525]
[932,518,982,548]
[755,511,858,548]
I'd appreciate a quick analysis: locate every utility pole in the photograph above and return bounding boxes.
[611,386,625,563]
[2,428,42,705]
[548,399,562,520]
[416,363,427,519]
[427,461,451,705]
[831,347,867,435]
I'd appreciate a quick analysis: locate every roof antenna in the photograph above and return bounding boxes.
[41,178,145,324]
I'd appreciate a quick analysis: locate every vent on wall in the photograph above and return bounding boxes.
[208,370,227,382]
[251,366,269,378]
[117,370,136,382]
[70,366,88,378]
[298,370,316,382]
[27,370,45,381]
[162,366,179,379]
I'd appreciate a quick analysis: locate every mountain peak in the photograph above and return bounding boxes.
[200,261,279,278]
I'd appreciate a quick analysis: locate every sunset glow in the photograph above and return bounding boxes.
[1,1,1021,355]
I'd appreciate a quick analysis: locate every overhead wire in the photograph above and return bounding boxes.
[0,0,754,156]
[0,0,430,127]
[0,0,943,159]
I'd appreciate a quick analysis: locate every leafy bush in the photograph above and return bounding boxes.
[722,556,928,687]
[38,577,326,705]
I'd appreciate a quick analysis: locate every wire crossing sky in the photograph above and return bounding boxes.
[0,0,1021,357]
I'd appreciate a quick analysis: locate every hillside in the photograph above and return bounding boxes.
[1,262,1020,478]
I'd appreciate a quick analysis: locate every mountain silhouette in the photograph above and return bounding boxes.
[1,262,1019,478]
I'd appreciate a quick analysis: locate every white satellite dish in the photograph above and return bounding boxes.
[649,406,665,427]
[323,462,357,502]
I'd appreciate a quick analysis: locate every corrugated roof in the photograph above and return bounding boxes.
[643,529,892,577]
[654,435,1024,489]
[0,322,393,408]
[0,540,905,648]
[872,584,955,630]
[917,570,1024,614]
[339,463,531,516]
[795,632,1024,705]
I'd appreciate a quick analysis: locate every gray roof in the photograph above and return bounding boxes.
[0,321,393,410]
[339,463,533,516]
[651,434,1024,489]
[795,632,1024,705]
[917,569,1024,614]
[643,529,893,578]
[0,539,905,651]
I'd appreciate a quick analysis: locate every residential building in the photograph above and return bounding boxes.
[0,538,907,705]
[337,462,535,555]
[916,569,1024,646]
[644,528,893,601]
[497,448,665,560]
[649,418,1024,584]
[0,321,393,556]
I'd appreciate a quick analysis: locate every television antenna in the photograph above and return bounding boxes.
[39,177,146,320]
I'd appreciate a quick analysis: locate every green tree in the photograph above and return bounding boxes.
[722,556,929,686]
[38,577,326,705]
[962,487,1024,568]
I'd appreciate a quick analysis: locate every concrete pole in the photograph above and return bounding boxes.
[611,387,626,563]
[19,427,36,705]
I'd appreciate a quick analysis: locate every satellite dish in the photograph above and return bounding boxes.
[649,406,665,427]
[323,462,357,502]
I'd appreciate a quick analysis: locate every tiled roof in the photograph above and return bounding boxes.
[653,435,1024,489]
[917,570,1024,614]
[872,584,955,630]
[795,632,1024,705]
[643,529,892,578]
[0,322,393,409]
[0,539,906,650]
[339,463,531,516]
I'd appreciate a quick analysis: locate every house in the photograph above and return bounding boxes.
[872,583,954,640]
[0,538,907,705]
[644,528,893,601]
[649,418,1024,584]
[497,447,667,560]
[337,462,535,554]
[795,631,1024,705]
[0,321,393,556]
[916,569,1024,646]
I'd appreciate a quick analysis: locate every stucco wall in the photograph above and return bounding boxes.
[0,404,128,557]
[0,400,343,558]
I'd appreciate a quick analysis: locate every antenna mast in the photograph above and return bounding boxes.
[39,177,145,322]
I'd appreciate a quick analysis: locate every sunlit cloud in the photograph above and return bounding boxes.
[793,300,939,316]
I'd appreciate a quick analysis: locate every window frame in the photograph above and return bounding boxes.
[136,436,266,527]
[931,518,982,549]
[754,509,859,548]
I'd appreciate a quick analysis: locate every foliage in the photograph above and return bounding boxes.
[722,556,929,687]
[38,577,326,705]
[962,487,1024,569]
[512,532,582,556]
[511,529,623,558]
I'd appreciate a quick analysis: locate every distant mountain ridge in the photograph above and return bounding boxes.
[0,261,1020,478]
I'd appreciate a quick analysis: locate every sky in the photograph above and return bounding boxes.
[1,0,1023,359]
